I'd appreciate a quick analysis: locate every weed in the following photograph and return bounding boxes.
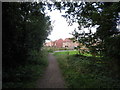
[3,49,48,88]
[55,52,120,88]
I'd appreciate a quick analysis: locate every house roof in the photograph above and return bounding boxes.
[63,38,71,42]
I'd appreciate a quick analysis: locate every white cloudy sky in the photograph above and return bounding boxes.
[45,9,97,42]
[45,9,78,42]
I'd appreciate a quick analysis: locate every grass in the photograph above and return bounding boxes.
[3,49,48,88]
[54,50,92,56]
[54,51,120,88]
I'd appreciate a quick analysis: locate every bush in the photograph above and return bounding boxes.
[3,49,48,88]
[105,35,120,61]
[55,54,120,88]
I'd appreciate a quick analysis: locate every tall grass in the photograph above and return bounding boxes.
[54,52,120,88]
[3,49,48,88]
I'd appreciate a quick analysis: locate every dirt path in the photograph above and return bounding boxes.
[36,53,66,88]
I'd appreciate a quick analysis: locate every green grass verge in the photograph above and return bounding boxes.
[54,50,92,56]
[54,52,120,88]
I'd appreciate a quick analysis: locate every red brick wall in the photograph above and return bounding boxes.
[56,39,63,48]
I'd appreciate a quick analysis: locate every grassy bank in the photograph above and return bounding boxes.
[54,50,92,56]
[3,49,48,88]
[54,51,120,88]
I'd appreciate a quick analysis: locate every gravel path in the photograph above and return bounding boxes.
[36,53,65,88]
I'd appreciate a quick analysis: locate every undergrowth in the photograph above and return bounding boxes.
[55,53,120,88]
[3,49,48,88]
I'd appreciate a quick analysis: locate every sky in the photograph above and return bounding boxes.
[45,9,79,42]
[45,9,97,42]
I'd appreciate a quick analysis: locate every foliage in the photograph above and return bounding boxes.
[52,2,120,72]
[105,35,120,58]
[104,35,120,69]
[53,2,120,57]
[3,49,48,88]
[2,2,52,88]
[53,2,120,85]
[55,54,120,88]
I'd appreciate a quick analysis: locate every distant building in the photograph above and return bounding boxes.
[44,38,79,49]
[63,38,79,49]
[44,41,54,47]
[55,39,63,48]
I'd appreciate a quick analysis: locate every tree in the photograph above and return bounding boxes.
[53,2,120,57]
[2,2,52,86]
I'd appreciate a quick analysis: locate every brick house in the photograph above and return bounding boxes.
[44,38,79,49]
[55,39,63,48]
[63,38,79,49]
[44,39,63,48]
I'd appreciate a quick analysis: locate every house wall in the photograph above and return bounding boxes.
[44,38,79,49]
[55,39,63,48]
[63,41,79,49]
